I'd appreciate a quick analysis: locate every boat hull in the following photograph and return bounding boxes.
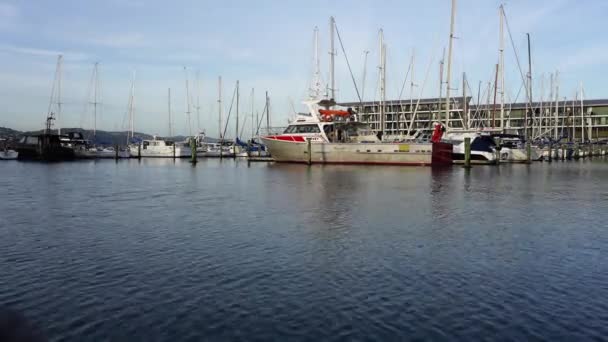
[262,138,452,166]
[0,150,18,160]
[129,147,190,158]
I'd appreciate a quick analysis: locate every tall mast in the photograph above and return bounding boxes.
[168,88,173,137]
[438,48,445,123]
[251,88,255,139]
[580,81,584,142]
[549,73,554,138]
[311,26,321,99]
[129,70,135,139]
[184,67,192,137]
[361,50,370,100]
[379,29,385,137]
[218,76,222,140]
[236,80,240,139]
[409,50,415,132]
[526,33,532,140]
[499,5,505,132]
[57,55,63,135]
[492,63,498,128]
[196,71,201,132]
[329,16,336,100]
[265,91,270,133]
[92,62,99,137]
[554,71,560,139]
[463,72,468,130]
[444,0,456,129]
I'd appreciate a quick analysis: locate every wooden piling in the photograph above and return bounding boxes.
[190,137,197,164]
[307,138,312,165]
[137,143,141,159]
[547,144,552,162]
[525,141,531,164]
[115,145,119,160]
[463,137,471,168]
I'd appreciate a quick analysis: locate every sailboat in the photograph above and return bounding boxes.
[16,55,75,161]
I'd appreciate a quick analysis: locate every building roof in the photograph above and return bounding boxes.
[340,97,608,110]
[339,96,469,107]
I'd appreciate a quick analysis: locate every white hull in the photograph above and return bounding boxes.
[499,147,541,163]
[262,138,435,165]
[129,147,190,158]
[0,150,18,160]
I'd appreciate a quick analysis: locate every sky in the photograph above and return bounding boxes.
[0,0,607,137]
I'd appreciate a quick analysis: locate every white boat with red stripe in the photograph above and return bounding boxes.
[261,99,452,166]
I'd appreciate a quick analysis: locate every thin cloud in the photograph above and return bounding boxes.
[0,44,89,61]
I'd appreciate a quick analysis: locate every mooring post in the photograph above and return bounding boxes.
[190,137,197,164]
[547,144,552,162]
[173,143,176,159]
[137,143,141,159]
[525,141,532,164]
[115,145,119,160]
[307,138,312,165]
[464,137,472,168]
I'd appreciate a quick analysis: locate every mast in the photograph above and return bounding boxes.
[236,80,240,140]
[438,48,445,123]
[129,70,135,140]
[311,26,322,99]
[218,76,222,140]
[444,0,456,129]
[409,50,415,133]
[526,33,532,140]
[329,16,336,100]
[492,63,498,128]
[463,72,468,130]
[580,82,584,142]
[57,55,63,135]
[361,50,370,100]
[379,29,386,137]
[184,67,192,137]
[549,73,554,138]
[168,88,173,137]
[251,88,255,140]
[554,71,560,139]
[265,91,270,133]
[499,5,505,132]
[92,62,99,137]
[196,71,201,132]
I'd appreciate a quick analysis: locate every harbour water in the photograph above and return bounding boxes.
[1,159,608,341]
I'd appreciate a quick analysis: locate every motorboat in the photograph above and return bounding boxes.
[129,137,191,158]
[261,99,452,166]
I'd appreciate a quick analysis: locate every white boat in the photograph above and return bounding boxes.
[129,137,191,158]
[261,99,452,166]
[443,131,498,164]
[493,134,542,162]
[0,149,18,160]
[204,141,236,158]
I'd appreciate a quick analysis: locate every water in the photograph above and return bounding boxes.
[1,158,608,341]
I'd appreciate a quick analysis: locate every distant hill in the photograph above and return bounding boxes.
[0,126,219,146]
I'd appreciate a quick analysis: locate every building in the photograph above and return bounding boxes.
[340,97,608,141]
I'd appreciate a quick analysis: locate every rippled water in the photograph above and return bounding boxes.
[1,158,608,341]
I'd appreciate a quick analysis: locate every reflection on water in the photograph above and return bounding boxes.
[1,158,608,341]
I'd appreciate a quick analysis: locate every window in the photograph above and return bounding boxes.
[284,124,320,134]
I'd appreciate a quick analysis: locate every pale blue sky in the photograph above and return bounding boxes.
[0,0,606,136]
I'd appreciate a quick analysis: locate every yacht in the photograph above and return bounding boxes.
[443,131,498,165]
[261,99,452,166]
[129,137,191,158]
[493,134,542,163]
